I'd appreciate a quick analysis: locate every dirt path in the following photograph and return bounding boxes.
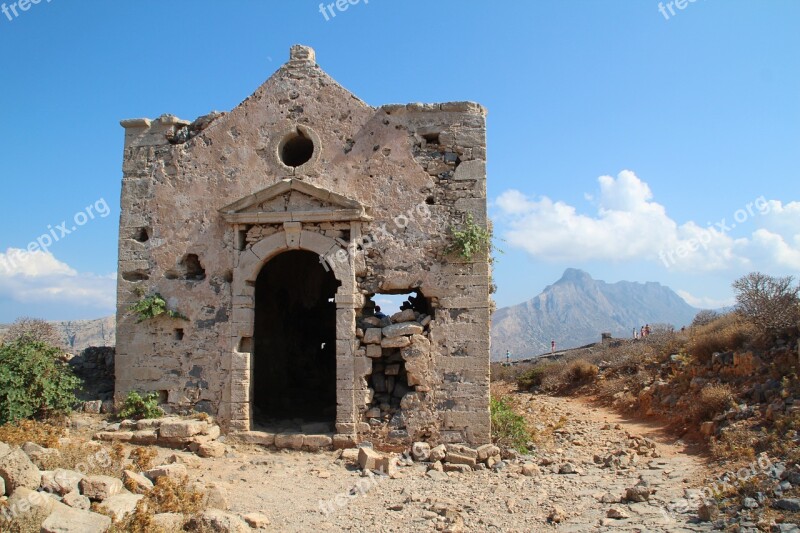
[177,393,715,532]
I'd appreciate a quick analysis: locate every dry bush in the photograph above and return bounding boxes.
[693,383,735,422]
[114,477,205,532]
[2,317,64,350]
[710,425,757,461]
[733,272,800,333]
[566,359,599,383]
[38,441,126,478]
[0,418,66,448]
[128,446,158,472]
[689,313,753,364]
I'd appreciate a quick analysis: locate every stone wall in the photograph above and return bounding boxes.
[115,45,490,445]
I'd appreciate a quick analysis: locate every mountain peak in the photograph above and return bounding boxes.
[557,268,593,284]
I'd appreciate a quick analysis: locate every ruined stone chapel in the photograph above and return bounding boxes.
[115,45,491,447]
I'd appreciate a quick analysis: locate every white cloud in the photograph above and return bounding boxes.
[494,170,799,273]
[0,248,116,312]
[676,289,735,310]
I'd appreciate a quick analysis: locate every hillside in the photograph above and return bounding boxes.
[491,268,698,360]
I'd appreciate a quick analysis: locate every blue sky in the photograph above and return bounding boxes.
[0,0,798,322]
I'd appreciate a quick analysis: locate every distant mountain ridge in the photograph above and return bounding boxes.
[491,268,698,361]
[0,316,115,353]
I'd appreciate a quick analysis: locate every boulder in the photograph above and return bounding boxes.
[96,492,143,521]
[0,447,42,493]
[40,506,112,533]
[198,441,226,458]
[79,475,123,501]
[123,470,153,494]
[476,444,500,462]
[205,484,230,510]
[243,512,271,528]
[63,490,91,510]
[22,442,61,469]
[429,444,447,462]
[189,509,250,533]
[144,463,188,482]
[41,469,84,496]
[390,309,417,323]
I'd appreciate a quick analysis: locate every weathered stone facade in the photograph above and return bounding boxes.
[115,45,490,445]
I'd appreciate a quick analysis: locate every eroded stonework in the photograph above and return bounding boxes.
[115,45,490,445]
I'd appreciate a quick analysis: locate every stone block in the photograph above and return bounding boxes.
[382,323,424,338]
[40,506,112,533]
[123,470,153,494]
[144,463,188,482]
[79,475,123,502]
[363,328,382,344]
[97,493,144,521]
[366,344,383,358]
[0,448,42,493]
[358,447,383,471]
[159,419,208,438]
[274,433,304,450]
[381,336,411,348]
[303,435,333,451]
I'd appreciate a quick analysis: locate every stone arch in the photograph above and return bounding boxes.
[225,229,360,433]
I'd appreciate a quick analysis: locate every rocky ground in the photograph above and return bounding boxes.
[191,393,713,532]
[2,392,728,532]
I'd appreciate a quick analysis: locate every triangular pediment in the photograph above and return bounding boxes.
[219,179,370,224]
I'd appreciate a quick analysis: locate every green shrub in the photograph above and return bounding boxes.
[128,293,187,322]
[490,395,531,453]
[447,214,493,260]
[517,365,549,390]
[0,339,81,424]
[118,391,164,420]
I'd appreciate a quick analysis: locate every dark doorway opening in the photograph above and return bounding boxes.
[252,250,340,428]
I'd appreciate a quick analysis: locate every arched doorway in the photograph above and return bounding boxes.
[252,250,340,426]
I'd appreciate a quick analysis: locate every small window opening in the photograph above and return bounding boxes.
[133,227,150,243]
[181,254,206,281]
[422,132,440,145]
[280,130,314,167]
[157,390,168,404]
[174,328,184,341]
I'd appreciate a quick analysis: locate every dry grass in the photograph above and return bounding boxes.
[709,424,757,461]
[0,418,66,448]
[0,505,50,533]
[38,440,126,478]
[689,313,754,364]
[127,446,158,472]
[112,477,205,532]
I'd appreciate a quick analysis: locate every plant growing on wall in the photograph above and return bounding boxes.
[447,213,503,262]
[128,293,187,322]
